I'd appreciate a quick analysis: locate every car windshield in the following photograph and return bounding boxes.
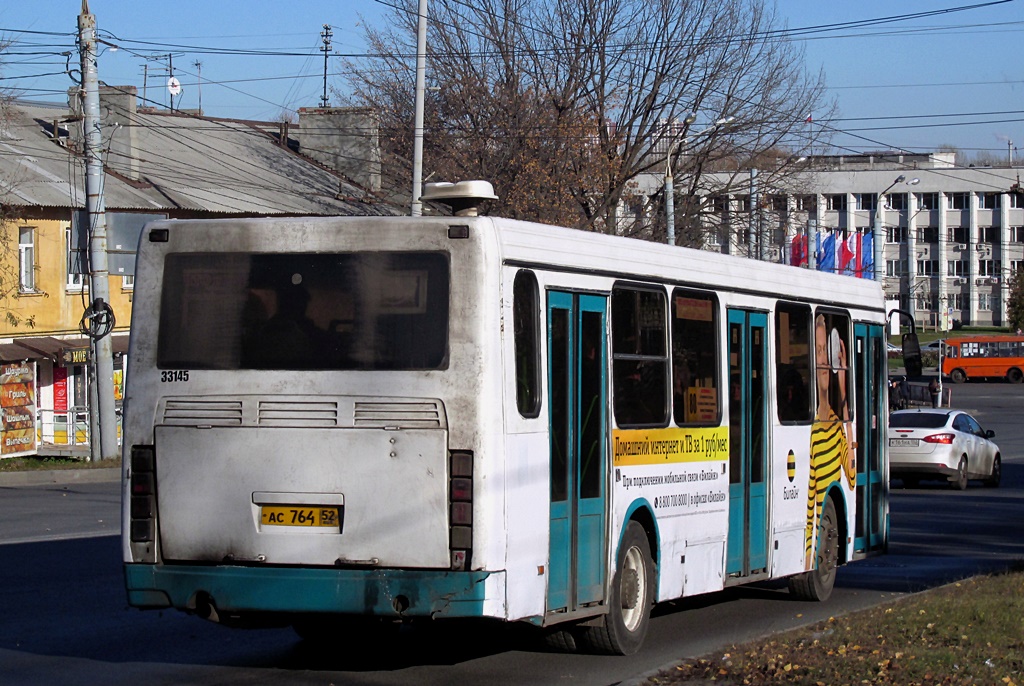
[890,412,950,429]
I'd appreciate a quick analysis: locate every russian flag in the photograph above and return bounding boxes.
[840,231,860,277]
[817,230,836,272]
[861,231,874,279]
[790,234,808,267]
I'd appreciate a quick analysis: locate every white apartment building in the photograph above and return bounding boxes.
[637,152,1023,330]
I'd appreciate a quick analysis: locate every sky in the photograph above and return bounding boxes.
[1,0,1022,160]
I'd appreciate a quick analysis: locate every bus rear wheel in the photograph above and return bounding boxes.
[577,521,653,655]
[950,368,967,384]
[1007,368,1023,384]
[788,498,838,602]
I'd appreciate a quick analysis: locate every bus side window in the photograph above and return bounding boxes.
[513,270,541,418]
[671,289,720,425]
[611,286,668,427]
[775,303,812,423]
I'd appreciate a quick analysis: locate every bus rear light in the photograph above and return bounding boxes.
[450,477,472,501]
[129,445,157,544]
[451,502,472,525]
[449,450,473,570]
[924,433,955,444]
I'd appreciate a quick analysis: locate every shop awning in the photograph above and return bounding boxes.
[0,332,130,363]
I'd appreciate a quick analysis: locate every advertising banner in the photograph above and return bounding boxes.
[1,362,37,457]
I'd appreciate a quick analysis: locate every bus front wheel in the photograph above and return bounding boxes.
[950,368,967,384]
[788,498,838,602]
[578,521,653,655]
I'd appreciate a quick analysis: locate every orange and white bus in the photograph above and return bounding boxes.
[942,335,1024,384]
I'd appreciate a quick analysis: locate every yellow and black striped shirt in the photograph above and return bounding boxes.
[805,409,854,558]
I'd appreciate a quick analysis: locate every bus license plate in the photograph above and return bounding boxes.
[261,506,340,528]
[889,438,918,447]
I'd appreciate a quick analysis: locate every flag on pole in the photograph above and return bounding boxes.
[817,230,836,272]
[790,234,808,267]
[840,230,860,276]
[861,230,874,279]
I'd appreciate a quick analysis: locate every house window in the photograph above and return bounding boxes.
[946,226,969,244]
[825,194,846,211]
[66,228,85,290]
[19,227,35,292]
[946,193,969,210]
[887,226,908,243]
[917,193,939,210]
[980,193,1000,209]
[856,193,877,211]
[947,260,967,277]
[886,260,907,277]
[886,193,908,211]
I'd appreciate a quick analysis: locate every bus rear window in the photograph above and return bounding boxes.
[157,252,449,370]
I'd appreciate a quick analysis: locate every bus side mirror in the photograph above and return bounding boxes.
[902,332,923,378]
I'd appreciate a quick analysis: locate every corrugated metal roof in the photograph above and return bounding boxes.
[0,101,396,217]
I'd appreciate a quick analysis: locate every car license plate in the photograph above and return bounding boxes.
[261,506,340,529]
[889,438,918,447]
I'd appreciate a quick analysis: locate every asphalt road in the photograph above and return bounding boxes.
[0,380,1020,685]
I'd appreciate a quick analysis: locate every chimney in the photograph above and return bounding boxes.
[295,107,381,192]
[68,85,140,181]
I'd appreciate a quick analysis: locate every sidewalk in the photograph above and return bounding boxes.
[0,442,119,487]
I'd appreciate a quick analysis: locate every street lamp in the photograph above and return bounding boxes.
[665,116,734,245]
[873,175,920,282]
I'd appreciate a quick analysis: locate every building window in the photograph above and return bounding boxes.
[735,195,751,213]
[947,193,969,210]
[887,226,908,243]
[949,293,964,309]
[980,193,1001,209]
[1011,260,1024,274]
[916,226,939,243]
[917,259,939,276]
[795,195,816,212]
[19,227,35,292]
[122,275,135,290]
[947,260,968,277]
[978,293,995,311]
[886,193,908,211]
[980,226,998,243]
[979,260,1001,277]
[917,193,939,210]
[825,194,846,211]
[770,195,788,213]
[856,193,877,211]
[1010,193,1024,209]
[886,259,907,277]
[946,226,969,244]
[66,228,85,290]
[916,293,938,311]
[1011,226,1024,242]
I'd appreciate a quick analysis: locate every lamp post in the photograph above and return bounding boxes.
[664,116,733,245]
[873,175,920,282]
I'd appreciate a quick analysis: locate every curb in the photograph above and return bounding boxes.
[0,467,120,487]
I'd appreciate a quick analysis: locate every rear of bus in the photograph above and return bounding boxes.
[121,216,504,627]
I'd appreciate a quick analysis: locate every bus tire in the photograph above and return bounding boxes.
[950,368,967,384]
[788,498,838,602]
[578,521,653,655]
[1007,368,1023,384]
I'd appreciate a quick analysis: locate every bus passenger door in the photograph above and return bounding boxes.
[854,323,887,554]
[726,309,768,578]
[547,291,609,614]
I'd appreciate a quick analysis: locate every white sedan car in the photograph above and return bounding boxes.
[888,409,1001,490]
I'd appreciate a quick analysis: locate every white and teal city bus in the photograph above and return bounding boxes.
[122,186,888,654]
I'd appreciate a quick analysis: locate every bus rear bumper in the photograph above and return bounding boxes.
[124,563,492,619]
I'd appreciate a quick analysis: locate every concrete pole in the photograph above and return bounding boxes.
[78,1,119,462]
[665,169,675,245]
[411,0,428,216]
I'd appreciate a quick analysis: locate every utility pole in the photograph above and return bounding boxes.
[319,25,332,108]
[193,60,203,114]
[78,0,119,462]
[411,0,427,216]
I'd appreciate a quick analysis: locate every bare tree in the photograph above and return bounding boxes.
[344,0,834,237]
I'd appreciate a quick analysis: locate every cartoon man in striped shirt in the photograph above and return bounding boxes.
[805,314,856,568]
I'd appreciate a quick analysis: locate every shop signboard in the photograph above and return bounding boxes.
[1,362,36,457]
